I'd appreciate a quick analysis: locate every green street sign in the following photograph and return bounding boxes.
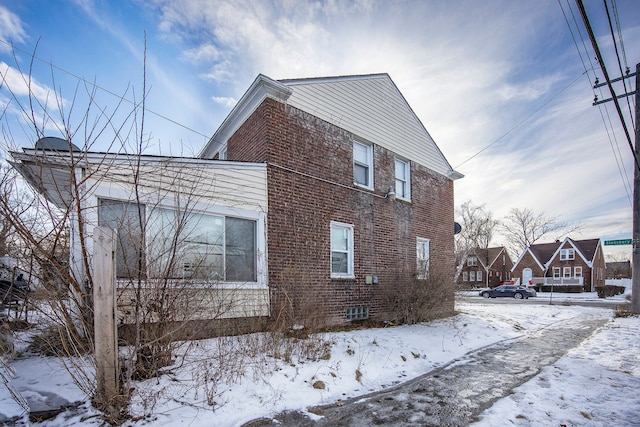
[604,239,632,246]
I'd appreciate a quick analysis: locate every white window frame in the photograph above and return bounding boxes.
[462,271,469,282]
[563,267,572,278]
[469,271,476,281]
[574,266,582,278]
[394,158,411,201]
[416,237,430,279]
[467,256,477,266]
[476,270,483,282]
[331,221,354,278]
[353,141,373,189]
[553,267,561,278]
[560,248,575,261]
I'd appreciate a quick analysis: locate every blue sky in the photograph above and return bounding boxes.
[1,0,639,259]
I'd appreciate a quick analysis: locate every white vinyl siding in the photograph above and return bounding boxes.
[283,75,453,177]
[353,141,373,189]
[395,158,410,200]
[331,222,354,278]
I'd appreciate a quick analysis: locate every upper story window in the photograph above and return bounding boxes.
[467,256,477,266]
[353,141,373,189]
[560,248,575,261]
[395,158,411,201]
[98,199,257,282]
[331,221,354,278]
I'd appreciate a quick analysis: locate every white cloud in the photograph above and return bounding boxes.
[0,62,56,107]
[0,6,26,52]
[212,96,236,108]
[183,44,221,64]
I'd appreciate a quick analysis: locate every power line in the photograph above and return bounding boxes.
[0,38,212,140]
[559,0,632,203]
[575,0,639,171]
[454,72,584,170]
[603,0,635,128]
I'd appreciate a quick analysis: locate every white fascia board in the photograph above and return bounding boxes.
[15,149,266,171]
[199,74,293,159]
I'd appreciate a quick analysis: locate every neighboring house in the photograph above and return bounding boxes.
[10,73,462,333]
[511,237,605,292]
[606,261,631,279]
[458,247,513,288]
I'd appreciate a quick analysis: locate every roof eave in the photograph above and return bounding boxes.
[199,74,293,159]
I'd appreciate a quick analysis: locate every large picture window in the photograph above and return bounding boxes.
[353,141,373,189]
[331,222,354,278]
[98,199,256,282]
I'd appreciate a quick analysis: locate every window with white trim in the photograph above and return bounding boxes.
[331,222,354,278]
[462,271,469,282]
[467,256,477,266]
[563,267,572,278]
[560,248,575,260]
[469,271,476,281]
[477,271,483,282]
[394,158,410,200]
[553,267,561,278]
[98,199,257,281]
[353,141,373,189]
[416,238,430,279]
[574,266,582,278]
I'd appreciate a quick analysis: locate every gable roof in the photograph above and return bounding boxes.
[199,73,462,180]
[472,247,508,270]
[512,237,602,271]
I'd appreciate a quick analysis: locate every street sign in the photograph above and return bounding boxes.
[604,239,632,246]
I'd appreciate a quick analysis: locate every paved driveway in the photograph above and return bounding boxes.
[244,315,609,426]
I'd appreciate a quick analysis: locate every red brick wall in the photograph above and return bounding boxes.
[512,252,544,284]
[228,98,455,326]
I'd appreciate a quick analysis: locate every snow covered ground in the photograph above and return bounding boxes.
[0,291,637,426]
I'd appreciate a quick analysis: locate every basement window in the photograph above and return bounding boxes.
[346,306,369,320]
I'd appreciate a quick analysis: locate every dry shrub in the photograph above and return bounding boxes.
[27,325,92,357]
[383,267,455,325]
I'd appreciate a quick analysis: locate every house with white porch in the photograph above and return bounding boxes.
[511,237,605,292]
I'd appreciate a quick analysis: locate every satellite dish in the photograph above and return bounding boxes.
[34,136,81,152]
[454,222,462,235]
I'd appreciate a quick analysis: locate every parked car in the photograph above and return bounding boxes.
[0,279,29,304]
[479,285,536,299]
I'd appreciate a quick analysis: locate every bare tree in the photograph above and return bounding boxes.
[500,207,580,258]
[454,201,498,281]
[1,46,275,420]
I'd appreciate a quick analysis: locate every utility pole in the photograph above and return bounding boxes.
[593,64,639,314]
[577,0,639,313]
[633,64,640,314]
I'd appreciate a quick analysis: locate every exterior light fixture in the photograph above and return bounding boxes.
[386,186,396,201]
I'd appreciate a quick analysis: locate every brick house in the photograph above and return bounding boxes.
[458,247,513,288]
[10,73,462,334]
[511,237,605,292]
[199,73,462,326]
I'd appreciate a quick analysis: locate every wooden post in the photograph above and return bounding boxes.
[93,226,119,404]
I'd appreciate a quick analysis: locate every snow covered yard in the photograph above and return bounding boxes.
[0,293,637,426]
